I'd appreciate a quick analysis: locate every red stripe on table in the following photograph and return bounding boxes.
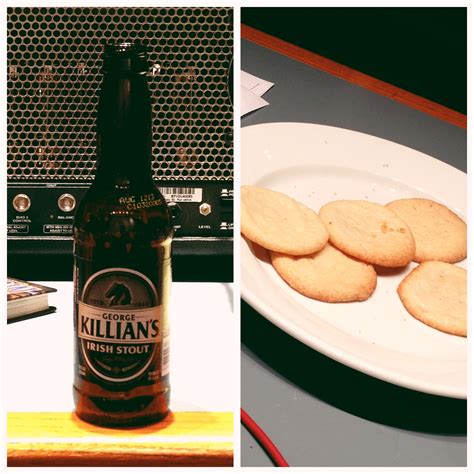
[241,24,466,129]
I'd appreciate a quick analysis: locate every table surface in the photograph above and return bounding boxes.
[7,281,235,466]
[6,281,235,413]
[241,38,467,467]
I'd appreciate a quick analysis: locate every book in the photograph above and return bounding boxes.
[7,278,57,323]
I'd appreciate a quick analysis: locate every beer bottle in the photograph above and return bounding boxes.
[73,42,173,426]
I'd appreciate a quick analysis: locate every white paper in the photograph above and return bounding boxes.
[241,85,269,117]
[240,70,274,117]
[241,70,274,97]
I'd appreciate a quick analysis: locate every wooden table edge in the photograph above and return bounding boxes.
[8,411,234,467]
[241,24,466,129]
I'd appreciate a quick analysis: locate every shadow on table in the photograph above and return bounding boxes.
[70,411,176,434]
[241,300,467,435]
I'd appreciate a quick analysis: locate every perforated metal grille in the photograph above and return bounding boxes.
[7,7,233,182]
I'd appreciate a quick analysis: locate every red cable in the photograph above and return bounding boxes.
[241,408,289,467]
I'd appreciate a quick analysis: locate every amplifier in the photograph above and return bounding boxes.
[7,7,234,282]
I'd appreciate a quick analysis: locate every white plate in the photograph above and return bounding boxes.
[241,122,467,399]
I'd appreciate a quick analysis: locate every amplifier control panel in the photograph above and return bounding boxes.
[7,182,233,239]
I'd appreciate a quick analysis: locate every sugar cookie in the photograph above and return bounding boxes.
[398,261,467,337]
[319,200,415,267]
[241,185,328,255]
[386,198,466,263]
[271,244,377,303]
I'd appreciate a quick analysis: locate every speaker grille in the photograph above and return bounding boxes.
[7,7,233,182]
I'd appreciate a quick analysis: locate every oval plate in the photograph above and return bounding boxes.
[241,122,467,399]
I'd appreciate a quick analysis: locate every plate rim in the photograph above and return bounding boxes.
[241,121,467,399]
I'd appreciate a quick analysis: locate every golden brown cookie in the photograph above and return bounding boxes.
[386,198,466,263]
[271,244,377,303]
[398,261,467,337]
[241,185,328,255]
[319,200,415,267]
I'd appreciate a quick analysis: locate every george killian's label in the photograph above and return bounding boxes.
[76,268,166,383]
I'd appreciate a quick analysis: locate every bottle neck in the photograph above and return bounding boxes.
[94,72,153,186]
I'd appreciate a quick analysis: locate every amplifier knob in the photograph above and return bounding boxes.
[58,193,76,212]
[12,193,31,212]
[199,202,212,216]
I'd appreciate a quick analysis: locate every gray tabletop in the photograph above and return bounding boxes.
[241,39,467,467]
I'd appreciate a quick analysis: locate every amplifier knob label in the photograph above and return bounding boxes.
[7,224,29,234]
[220,188,234,200]
[220,222,234,230]
[12,215,31,223]
[44,224,73,234]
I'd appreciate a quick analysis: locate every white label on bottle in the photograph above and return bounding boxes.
[77,268,164,383]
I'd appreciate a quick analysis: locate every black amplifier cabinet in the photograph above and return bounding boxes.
[7,7,233,282]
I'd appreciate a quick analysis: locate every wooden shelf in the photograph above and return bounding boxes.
[8,411,233,467]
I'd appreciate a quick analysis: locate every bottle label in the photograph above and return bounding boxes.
[77,268,163,383]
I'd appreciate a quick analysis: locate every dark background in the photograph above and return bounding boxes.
[242,7,467,114]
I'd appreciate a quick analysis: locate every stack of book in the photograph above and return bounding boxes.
[7,278,56,323]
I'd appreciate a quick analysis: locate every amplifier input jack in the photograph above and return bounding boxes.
[168,202,182,221]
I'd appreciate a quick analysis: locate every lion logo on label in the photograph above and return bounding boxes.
[105,282,132,306]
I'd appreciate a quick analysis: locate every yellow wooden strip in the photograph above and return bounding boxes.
[8,412,233,467]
